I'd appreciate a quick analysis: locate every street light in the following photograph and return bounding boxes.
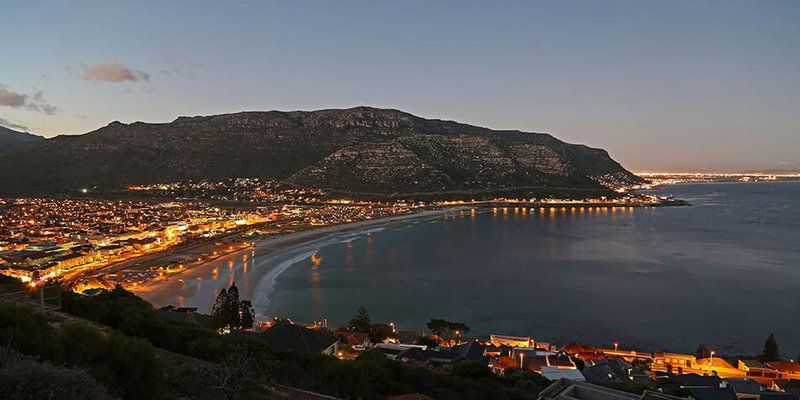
[614,342,619,351]
[519,352,525,369]
[709,351,715,366]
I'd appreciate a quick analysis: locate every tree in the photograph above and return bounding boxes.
[451,322,471,337]
[226,284,241,327]
[426,319,470,343]
[212,287,233,329]
[414,335,440,348]
[762,333,780,361]
[426,319,448,338]
[238,301,255,330]
[201,350,265,400]
[450,361,494,381]
[212,283,254,330]
[369,324,393,344]
[695,343,711,359]
[348,305,371,333]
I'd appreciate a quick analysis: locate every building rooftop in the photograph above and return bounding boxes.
[239,323,339,354]
[760,393,799,400]
[738,359,768,369]
[541,366,586,381]
[722,378,763,396]
[696,357,737,370]
[673,374,723,388]
[538,379,684,400]
[765,361,800,373]
[685,387,738,400]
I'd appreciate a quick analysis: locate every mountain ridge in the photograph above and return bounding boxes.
[0,107,642,197]
[0,126,43,156]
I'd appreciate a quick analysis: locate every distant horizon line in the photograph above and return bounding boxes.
[633,170,800,176]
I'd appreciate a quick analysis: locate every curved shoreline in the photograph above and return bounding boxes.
[134,207,466,312]
[132,200,673,312]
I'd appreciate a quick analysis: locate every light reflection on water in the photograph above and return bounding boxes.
[266,183,800,355]
[139,182,800,355]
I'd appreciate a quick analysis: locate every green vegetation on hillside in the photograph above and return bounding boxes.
[0,350,111,399]
[0,301,164,399]
[0,275,550,399]
[63,286,551,399]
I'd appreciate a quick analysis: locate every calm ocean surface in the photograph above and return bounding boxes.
[267,182,800,355]
[142,182,800,355]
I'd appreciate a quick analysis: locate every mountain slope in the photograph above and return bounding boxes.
[0,107,641,196]
[0,126,43,156]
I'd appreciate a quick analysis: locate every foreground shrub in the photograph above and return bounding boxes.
[0,351,111,400]
[96,333,164,399]
[0,300,61,359]
[0,300,166,399]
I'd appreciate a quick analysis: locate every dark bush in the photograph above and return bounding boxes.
[0,351,111,400]
[0,301,62,359]
[58,320,107,365]
[96,333,164,399]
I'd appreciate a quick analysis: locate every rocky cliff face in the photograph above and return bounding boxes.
[0,107,642,196]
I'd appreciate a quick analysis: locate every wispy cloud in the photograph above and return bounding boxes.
[160,52,204,77]
[76,60,150,83]
[0,84,58,115]
[0,116,28,131]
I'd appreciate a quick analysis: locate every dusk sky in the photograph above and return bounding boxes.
[2,1,798,172]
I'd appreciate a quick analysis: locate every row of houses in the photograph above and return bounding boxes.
[148,307,800,400]
[369,335,800,398]
[0,236,163,282]
[648,353,800,386]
